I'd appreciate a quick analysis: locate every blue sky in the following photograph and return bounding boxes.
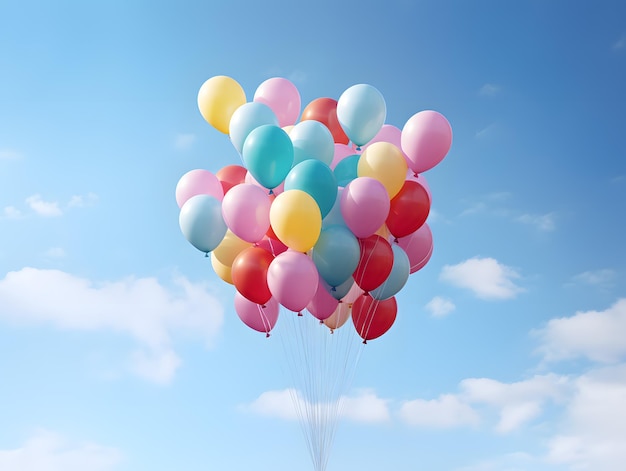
[1,1,625,470]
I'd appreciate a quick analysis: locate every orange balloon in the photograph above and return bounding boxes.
[323,302,352,331]
[301,97,349,145]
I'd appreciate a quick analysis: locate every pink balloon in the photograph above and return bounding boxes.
[175,169,224,208]
[401,110,452,173]
[396,223,434,273]
[267,250,319,313]
[221,183,271,243]
[245,171,285,195]
[330,143,359,170]
[340,177,390,238]
[306,275,339,321]
[253,77,302,128]
[234,291,279,336]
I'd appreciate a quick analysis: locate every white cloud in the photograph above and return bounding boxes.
[534,298,626,364]
[341,389,390,423]
[67,193,98,208]
[25,194,63,217]
[479,83,501,97]
[454,452,536,471]
[175,133,196,150]
[0,268,224,383]
[516,213,556,232]
[0,149,22,160]
[572,268,616,287]
[399,394,480,428]
[425,296,456,317]
[440,257,525,300]
[0,429,122,471]
[3,206,22,218]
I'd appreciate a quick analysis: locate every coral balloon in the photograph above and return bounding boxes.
[197,75,246,134]
[216,165,247,194]
[323,302,352,331]
[269,189,322,252]
[234,291,279,336]
[253,77,301,127]
[352,295,397,342]
[357,141,408,198]
[353,234,393,292]
[301,97,349,144]
[386,180,431,239]
[401,110,452,173]
[231,246,274,305]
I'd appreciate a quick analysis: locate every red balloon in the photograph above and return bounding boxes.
[386,180,431,239]
[231,246,274,305]
[301,97,349,145]
[353,235,393,292]
[352,294,397,341]
[216,164,247,194]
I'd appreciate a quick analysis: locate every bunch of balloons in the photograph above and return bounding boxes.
[177,75,452,342]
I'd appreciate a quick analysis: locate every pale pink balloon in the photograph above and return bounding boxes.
[396,223,434,273]
[341,280,364,304]
[221,183,271,243]
[323,302,352,331]
[330,143,359,170]
[234,291,279,336]
[340,177,390,238]
[401,110,452,174]
[306,275,339,321]
[267,250,319,313]
[175,169,224,208]
[253,77,302,128]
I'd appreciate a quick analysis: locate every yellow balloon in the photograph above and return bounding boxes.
[197,76,246,134]
[211,252,233,284]
[213,230,252,267]
[269,189,322,252]
[375,223,391,240]
[357,141,408,198]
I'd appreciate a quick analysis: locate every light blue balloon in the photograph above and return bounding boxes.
[312,225,360,288]
[179,194,227,254]
[333,154,360,187]
[327,276,354,300]
[289,120,335,166]
[370,244,410,300]
[322,189,346,229]
[229,102,278,154]
[242,124,294,190]
[336,84,386,147]
[284,159,337,218]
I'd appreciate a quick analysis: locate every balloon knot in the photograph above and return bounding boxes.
[261,304,267,309]
[363,339,367,345]
[331,286,336,292]
[266,332,270,338]
[356,146,362,151]
[330,329,335,334]
[394,238,399,243]
[204,252,209,258]
[268,189,274,195]
[414,172,418,177]
[297,311,303,317]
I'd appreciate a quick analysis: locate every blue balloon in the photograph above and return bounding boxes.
[179,194,227,254]
[289,120,335,166]
[229,102,278,154]
[284,159,338,218]
[370,244,410,300]
[312,225,360,287]
[333,154,360,187]
[322,189,346,229]
[242,124,294,190]
[336,84,386,147]
[327,276,354,300]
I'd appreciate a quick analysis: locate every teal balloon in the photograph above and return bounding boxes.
[322,189,346,228]
[284,159,338,218]
[336,84,386,147]
[371,244,410,300]
[179,194,227,254]
[333,154,360,187]
[229,102,278,154]
[290,120,335,166]
[312,225,360,287]
[242,124,294,190]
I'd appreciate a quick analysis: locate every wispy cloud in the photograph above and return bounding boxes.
[0,429,122,471]
[0,268,224,383]
[67,192,99,208]
[516,212,556,232]
[25,194,63,217]
[44,247,66,258]
[479,83,501,97]
[425,296,456,317]
[0,149,22,160]
[174,133,196,150]
[3,206,22,219]
[571,268,616,288]
[440,257,525,300]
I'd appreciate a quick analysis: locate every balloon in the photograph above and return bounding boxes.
[341,280,364,304]
[405,170,432,203]
[253,77,301,127]
[197,76,246,134]
[175,169,224,208]
[221,183,272,243]
[231,246,274,305]
[289,120,335,167]
[179,194,227,254]
[269,189,322,252]
[301,97,349,144]
[323,302,352,331]
[326,275,355,300]
[401,110,453,173]
[370,244,410,300]
[363,124,403,153]
[357,142,408,198]
[245,171,284,195]
[336,84,386,147]
[211,252,233,285]
[353,234,393,292]
[307,276,340,321]
[234,291,279,335]
[330,143,358,169]
[352,295,397,342]
[312,225,360,288]
[340,177,390,238]
[322,188,347,229]
[216,165,247,194]
[242,124,294,190]
[267,250,319,312]
[212,230,253,267]
[229,102,279,154]
[386,180,431,239]
[396,223,434,273]
[257,234,289,257]
[333,154,360,187]
[284,159,338,218]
